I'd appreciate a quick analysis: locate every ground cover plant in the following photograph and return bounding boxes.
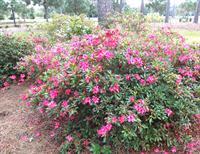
[18,26,200,153]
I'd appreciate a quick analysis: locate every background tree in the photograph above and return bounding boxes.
[0,0,8,20]
[178,0,196,16]
[194,0,200,23]
[146,0,166,15]
[63,0,91,15]
[165,0,170,23]
[97,0,113,22]
[140,0,145,14]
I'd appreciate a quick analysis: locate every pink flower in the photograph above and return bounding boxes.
[127,114,135,122]
[10,75,16,80]
[129,96,135,103]
[109,83,120,93]
[83,97,91,104]
[139,79,146,85]
[92,85,99,94]
[85,76,90,83]
[154,148,160,153]
[118,115,126,124]
[134,99,149,115]
[50,89,58,99]
[66,135,73,142]
[48,101,57,109]
[26,102,31,107]
[97,123,112,136]
[92,96,99,104]
[134,74,141,80]
[54,122,60,129]
[165,108,173,116]
[80,61,89,71]
[111,116,118,123]
[171,146,176,153]
[62,100,68,107]
[74,90,78,97]
[125,74,130,80]
[104,50,114,59]
[65,89,71,95]
[146,75,157,84]
[176,75,182,85]
[20,74,25,79]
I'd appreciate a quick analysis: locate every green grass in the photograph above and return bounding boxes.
[13,31,44,39]
[174,29,200,44]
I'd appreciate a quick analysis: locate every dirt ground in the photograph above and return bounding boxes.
[0,84,58,154]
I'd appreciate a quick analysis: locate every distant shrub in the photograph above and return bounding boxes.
[38,14,95,43]
[146,13,163,23]
[0,34,33,87]
[101,12,147,33]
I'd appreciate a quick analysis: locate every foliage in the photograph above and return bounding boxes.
[146,0,166,15]
[38,14,95,43]
[0,0,8,18]
[178,0,196,16]
[62,0,91,15]
[0,34,33,87]
[101,12,147,33]
[18,28,200,153]
[146,12,163,23]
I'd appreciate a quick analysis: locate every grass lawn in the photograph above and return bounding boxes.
[175,29,200,44]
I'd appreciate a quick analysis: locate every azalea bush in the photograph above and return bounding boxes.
[38,14,95,43]
[18,28,200,153]
[0,34,34,87]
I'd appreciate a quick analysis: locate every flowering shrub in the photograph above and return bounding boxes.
[19,28,199,153]
[101,12,147,33]
[0,34,34,88]
[38,14,95,43]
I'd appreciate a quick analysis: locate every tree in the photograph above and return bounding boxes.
[63,0,91,15]
[178,0,196,16]
[26,0,62,21]
[97,0,113,22]
[146,0,166,15]
[165,0,170,23]
[140,0,145,14]
[194,0,200,23]
[0,0,8,20]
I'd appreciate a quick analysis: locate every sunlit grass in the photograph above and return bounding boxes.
[175,29,200,44]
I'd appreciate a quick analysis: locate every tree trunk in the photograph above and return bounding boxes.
[165,0,170,23]
[119,0,124,13]
[43,1,48,22]
[97,0,113,23]
[140,0,145,15]
[194,0,200,23]
[11,4,16,27]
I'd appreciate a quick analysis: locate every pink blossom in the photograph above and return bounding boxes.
[65,89,71,95]
[92,96,99,104]
[10,75,16,80]
[154,148,160,153]
[50,89,58,99]
[74,90,78,97]
[171,146,176,153]
[92,85,99,94]
[104,50,114,59]
[134,99,149,115]
[54,122,60,129]
[146,75,157,84]
[125,74,130,80]
[20,74,25,79]
[97,123,112,136]
[109,83,120,93]
[139,79,146,85]
[26,102,31,107]
[80,61,89,71]
[48,101,57,109]
[83,97,91,104]
[127,114,135,122]
[129,96,135,103]
[176,75,182,85]
[118,115,126,124]
[111,116,118,123]
[62,100,68,107]
[85,76,90,83]
[66,135,73,142]
[133,74,141,80]
[165,108,173,116]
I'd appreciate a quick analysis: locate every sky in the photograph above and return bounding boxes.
[126,0,195,8]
